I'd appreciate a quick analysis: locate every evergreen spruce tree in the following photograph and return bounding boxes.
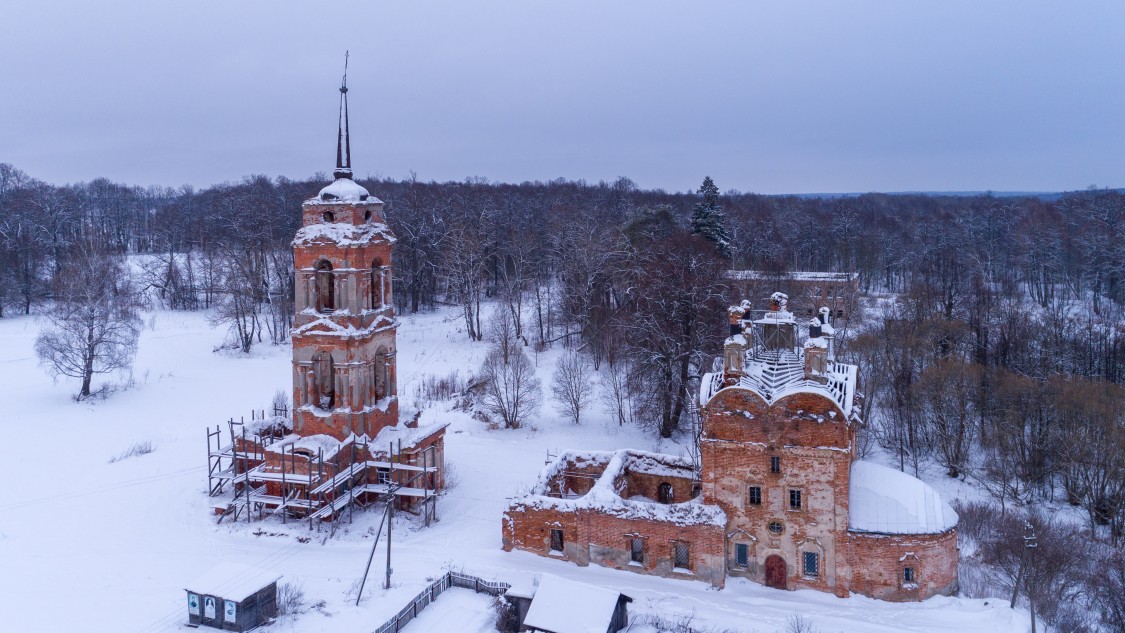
[690,176,731,258]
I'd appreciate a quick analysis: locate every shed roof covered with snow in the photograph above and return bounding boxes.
[186,562,281,603]
[520,574,632,633]
[848,460,958,535]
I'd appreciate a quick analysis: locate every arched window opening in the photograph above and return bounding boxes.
[364,209,372,222]
[371,259,388,310]
[315,260,335,313]
[658,482,674,504]
[374,349,388,400]
[322,211,335,222]
[314,351,335,410]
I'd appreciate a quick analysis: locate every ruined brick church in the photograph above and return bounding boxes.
[207,74,445,526]
[503,293,958,601]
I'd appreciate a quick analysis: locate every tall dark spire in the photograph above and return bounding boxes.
[334,51,353,180]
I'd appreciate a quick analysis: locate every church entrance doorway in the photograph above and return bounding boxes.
[765,555,787,589]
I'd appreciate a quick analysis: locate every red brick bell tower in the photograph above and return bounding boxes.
[290,67,399,440]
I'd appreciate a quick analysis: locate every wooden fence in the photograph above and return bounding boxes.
[372,571,510,633]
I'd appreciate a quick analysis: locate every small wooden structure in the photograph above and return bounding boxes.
[185,563,280,631]
[505,574,631,633]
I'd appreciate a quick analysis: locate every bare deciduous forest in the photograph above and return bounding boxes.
[2,163,1123,630]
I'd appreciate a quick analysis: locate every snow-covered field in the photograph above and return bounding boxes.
[0,306,1033,633]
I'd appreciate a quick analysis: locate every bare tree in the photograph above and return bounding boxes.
[479,346,542,429]
[210,251,263,353]
[1103,552,1125,633]
[913,358,981,478]
[487,305,519,364]
[600,356,636,427]
[442,203,489,341]
[551,349,593,424]
[34,244,141,398]
[615,212,726,438]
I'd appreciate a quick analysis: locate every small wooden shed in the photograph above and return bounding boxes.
[185,563,281,631]
[505,574,632,633]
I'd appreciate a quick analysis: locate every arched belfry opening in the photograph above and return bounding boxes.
[371,258,385,310]
[315,260,335,313]
[313,351,335,409]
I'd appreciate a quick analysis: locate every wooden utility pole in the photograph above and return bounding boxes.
[384,442,397,589]
[1025,522,1037,633]
[384,494,394,590]
[1009,520,1037,633]
[355,503,389,606]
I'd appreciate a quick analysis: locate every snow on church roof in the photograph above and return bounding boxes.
[307,177,383,204]
[521,574,628,633]
[292,220,396,247]
[848,461,958,535]
[509,449,727,527]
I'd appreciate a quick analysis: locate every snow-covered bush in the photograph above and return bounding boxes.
[276,582,305,616]
[108,440,155,463]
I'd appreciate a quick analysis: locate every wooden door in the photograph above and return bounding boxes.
[765,555,787,589]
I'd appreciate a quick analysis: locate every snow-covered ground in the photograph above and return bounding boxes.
[0,306,1033,633]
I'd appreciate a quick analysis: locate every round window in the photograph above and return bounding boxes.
[768,521,784,535]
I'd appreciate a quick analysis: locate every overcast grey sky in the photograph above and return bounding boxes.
[2,1,1122,194]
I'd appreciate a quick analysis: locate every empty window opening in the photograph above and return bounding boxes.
[735,543,749,568]
[903,567,916,584]
[322,211,335,222]
[770,456,781,473]
[364,209,372,222]
[803,551,819,577]
[630,538,644,564]
[549,529,564,554]
[674,542,690,569]
[315,260,335,312]
[748,486,762,505]
[658,482,674,504]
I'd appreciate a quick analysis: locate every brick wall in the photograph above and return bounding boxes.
[616,471,695,504]
[502,502,726,588]
[842,529,959,601]
[543,461,609,498]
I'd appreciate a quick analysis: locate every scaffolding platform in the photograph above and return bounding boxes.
[206,411,441,534]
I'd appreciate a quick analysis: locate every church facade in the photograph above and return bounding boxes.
[503,293,958,601]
